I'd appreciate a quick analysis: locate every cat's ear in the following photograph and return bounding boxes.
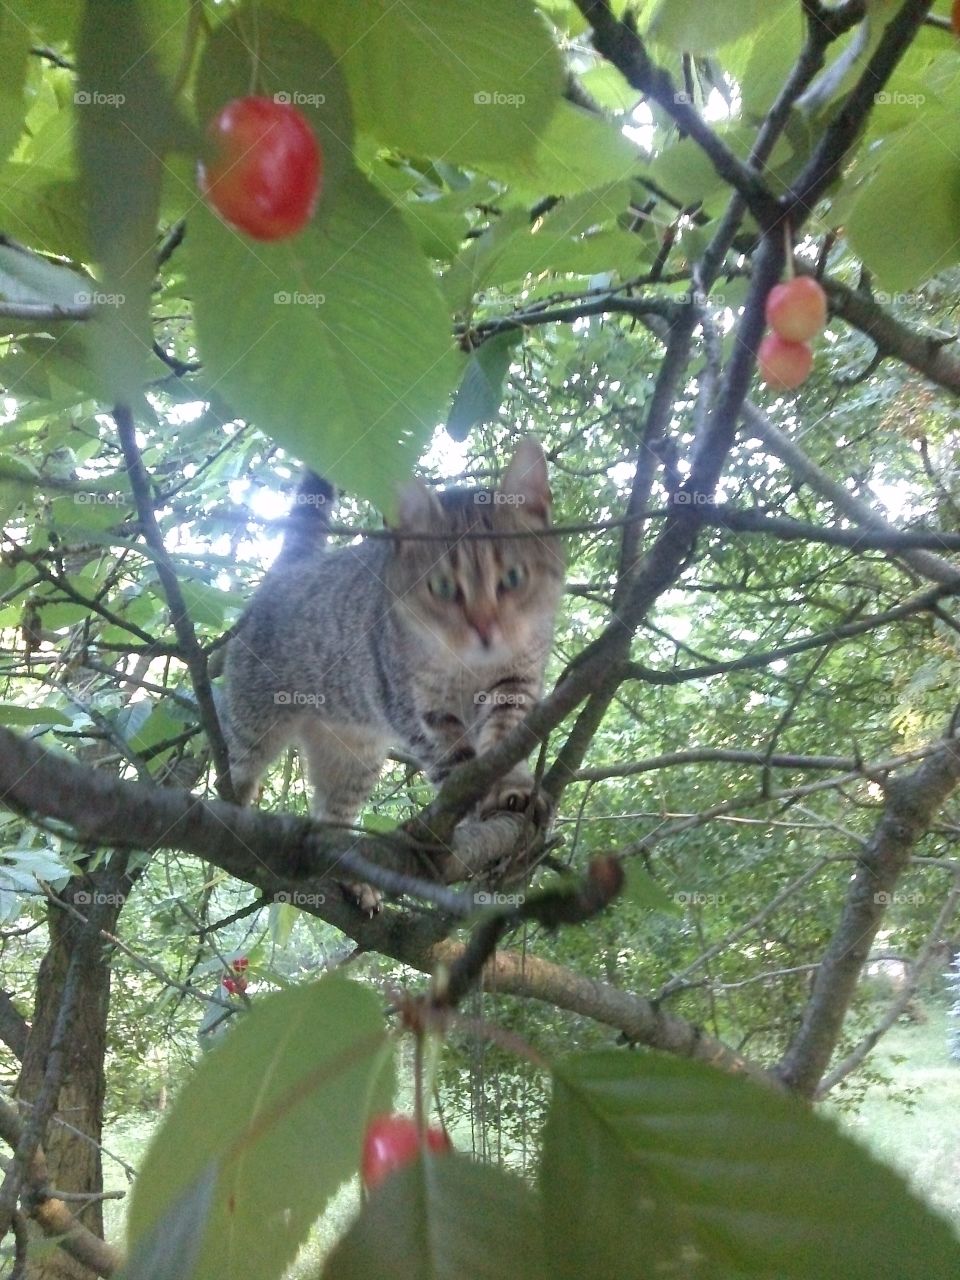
[393,477,443,531]
[501,436,551,518]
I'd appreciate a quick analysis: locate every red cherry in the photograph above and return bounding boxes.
[198,97,322,241]
[231,956,249,973]
[764,277,827,342]
[223,976,239,995]
[758,333,813,390]
[361,1114,453,1190]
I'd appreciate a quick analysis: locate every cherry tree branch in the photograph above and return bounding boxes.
[776,733,960,1096]
[814,881,960,1097]
[114,405,234,798]
[0,1100,121,1278]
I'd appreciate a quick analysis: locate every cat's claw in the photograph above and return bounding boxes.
[479,777,551,826]
[342,880,383,916]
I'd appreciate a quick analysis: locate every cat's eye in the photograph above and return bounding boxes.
[427,572,460,602]
[498,564,527,593]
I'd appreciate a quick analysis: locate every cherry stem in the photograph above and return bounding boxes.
[783,220,795,280]
[414,1031,424,1136]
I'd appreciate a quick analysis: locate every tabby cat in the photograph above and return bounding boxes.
[223,438,564,909]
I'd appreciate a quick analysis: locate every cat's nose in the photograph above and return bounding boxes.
[468,612,498,647]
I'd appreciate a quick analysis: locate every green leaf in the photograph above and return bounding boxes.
[187,13,456,515]
[0,704,72,728]
[650,138,729,209]
[542,1052,960,1279]
[497,102,645,196]
[0,169,87,261]
[287,0,563,167]
[188,166,455,516]
[124,703,189,755]
[323,1156,548,1280]
[75,0,185,408]
[119,1164,217,1280]
[0,11,30,169]
[0,243,89,310]
[447,332,520,441]
[149,579,244,630]
[847,108,960,293]
[648,0,794,53]
[127,977,394,1280]
[622,865,680,914]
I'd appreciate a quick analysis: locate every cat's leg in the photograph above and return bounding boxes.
[223,715,295,806]
[411,711,476,787]
[298,722,387,914]
[471,675,546,819]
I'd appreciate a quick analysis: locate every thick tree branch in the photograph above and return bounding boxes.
[0,1100,120,1277]
[777,735,960,1096]
[0,727,769,1079]
[814,881,960,1097]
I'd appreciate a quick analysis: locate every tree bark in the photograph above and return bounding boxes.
[16,873,126,1279]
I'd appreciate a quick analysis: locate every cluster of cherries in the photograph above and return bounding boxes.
[221,955,249,996]
[757,274,828,391]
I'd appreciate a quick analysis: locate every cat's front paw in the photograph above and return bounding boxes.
[479,772,550,825]
[341,880,382,916]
